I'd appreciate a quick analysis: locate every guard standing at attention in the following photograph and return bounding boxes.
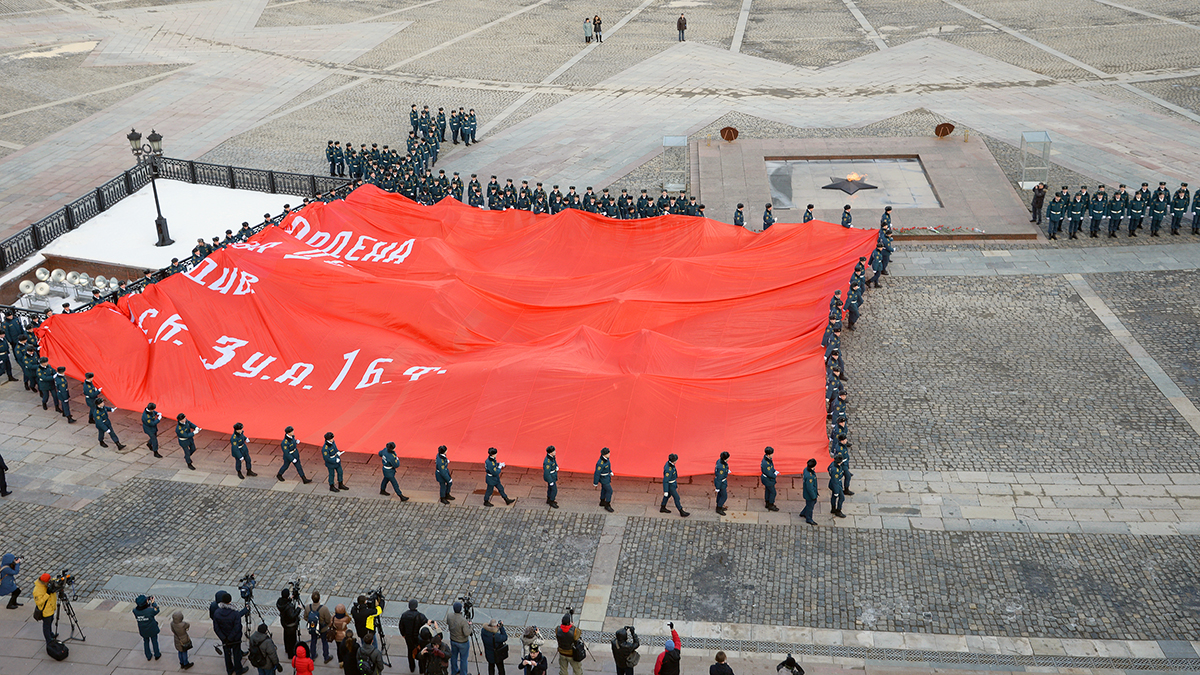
[231,423,255,479]
[322,431,347,493]
[1150,193,1169,236]
[762,203,775,230]
[1087,185,1107,238]
[660,453,689,517]
[277,426,311,483]
[484,447,516,507]
[1170,183,1191,235]
[714,451,730,516]
[803,204,814,223]
[436,445,454,504]
[761,446,779,512]
[733,204,744,227]
[828,455,847,518]
[1127,189,1146,236]
[841,204,852,228]
[1107,184,1128,238]
[543,446,559,509]
[593,447,613,512]
[142,402,162,458]
[176,413,198,470]
[379,442,410,500]
[1045,194,1064,239]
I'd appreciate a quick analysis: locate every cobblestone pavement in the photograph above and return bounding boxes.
[608,517,1200,640]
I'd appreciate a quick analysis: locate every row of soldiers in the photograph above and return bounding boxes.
[1035,181,1196,239]
[323,105,478,178]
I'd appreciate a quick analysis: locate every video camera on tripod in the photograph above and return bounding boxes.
[46,569,75,597]
[458,595,474,621]
[238,573,257,601]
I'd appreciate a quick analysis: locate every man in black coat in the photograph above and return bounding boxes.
[1030,182,1046,224]
[400,600,428,673]
[277,588,302,659]
[212,591,250,675]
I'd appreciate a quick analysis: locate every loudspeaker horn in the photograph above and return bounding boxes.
[50,269,66,283]
[19,280,34,294]
[35,267,50,281]
[94,276,108,289]
[34,282,50,296]
[65,271,80,285]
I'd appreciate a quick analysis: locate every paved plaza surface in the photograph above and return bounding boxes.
[3,0,1200,673]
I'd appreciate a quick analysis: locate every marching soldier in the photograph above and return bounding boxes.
[277,426,311,483]
[436,444,454,504]
[92,396,125,450]
[0,338,13,384]
[714,451,730,516]
[436,108,447,142]
[379,442,409,500]
[1107,184,1128,238]
[840,204,852,228]
[803,204,814,223]
[175,413,198,470]
[801,458,819,525]
[231,422,255,479]
[733,203,744,227]
[659,453,689,517]
[463,109,477,145]
[142,403,162,458]
[1128,188,1146,236]
[36,357,58,412]
[846,279,863,330]
[761,446,779,512]
[19,343,37,393]
[53,367,74,423]
[594,447,613,512]
[763,203,776,230]
[543,445,559,509]
[1192,190,1200,234]
[831,433,853,496]
[483,447,516,507]
[828,455,846,518]
[325,141,338,176]
[1170,183,1190,235]
[410,104,419,133]
[322,431,347,493]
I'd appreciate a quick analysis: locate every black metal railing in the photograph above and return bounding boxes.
[0,158,350,271]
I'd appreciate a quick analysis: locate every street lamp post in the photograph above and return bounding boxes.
[126,128,174,247]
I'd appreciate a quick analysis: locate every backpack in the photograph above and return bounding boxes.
[358,649,378,674]
[247,638,266,667]
[306,604,322,635]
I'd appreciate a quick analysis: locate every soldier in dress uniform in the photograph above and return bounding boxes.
[436,444,454,504]
[484,447,516,506]
[760,446,779,512]
[659,453,689,517]
[543,446,559,509]
[593,447,613,512]
[714,451,730,516]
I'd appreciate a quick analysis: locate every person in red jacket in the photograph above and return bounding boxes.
[293,644,315,675]
[653,623,681,675]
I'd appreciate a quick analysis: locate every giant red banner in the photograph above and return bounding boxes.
[36,186,876,477]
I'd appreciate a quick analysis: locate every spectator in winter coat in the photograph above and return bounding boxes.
[212,591,251,675]
[343,634,363,675]
[248,623,282,675]
[521,627,543,658]
[653,624,681,675]
[360,633,386,675]
[32,574,56,645]
[520,644,548,675]
[554,614,582,675]
[0,553,21,609]
[171,611,194,669]
[422,630,451,675]
[293,644,315,675]
[711,651,734,675]
[611,626,640,675]
[399,600,428,672]
[332,605,352,664]
[482,619,509,675]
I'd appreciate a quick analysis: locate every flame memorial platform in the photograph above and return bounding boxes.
[694,135,1038,239]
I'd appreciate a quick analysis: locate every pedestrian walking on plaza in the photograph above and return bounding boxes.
[231,422,256,479]
[447,602,471,675]
[379,442,410,500]
[761,446,780,511]
[248,623,281,675]
[484,447,516,506]
[801,458,819,525]
[142,402,163,457]
[482,619,509,675]
[611,626,639,675]
[93,396,126,450]
[714,451,729,516]
[762,203,775,230]
[277,426,312,483]
[555,613,583,675]
[1,553,21,608]
[323,432,348,492]
[660,453,689,517]
[584,18,593,43]
[594,447,614,512]
[306,591,334,664]
[400,600,429,673]
[711,652,734,675]
[277,588,301,659]
[593,15,603,43]
[655,623,681,675]
[133,594,163,661]
[677,13,687,41]
[172,610,195,669]
[176,413,198,469]
[544,445,559,508]
[1030,182,1046,224]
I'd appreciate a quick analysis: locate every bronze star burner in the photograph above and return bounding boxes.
[822,172,877,195]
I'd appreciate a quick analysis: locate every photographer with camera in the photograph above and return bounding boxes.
[611,626,639,675]
[400,600,428,673]
[519,643,548,675]
[653,623,681,675]
[555,611,584,675]
[352,593,384,642]
[277,588,302,659]
[1,553,22,609]
[32,572,57,644]
[420,625,450,675]
[212,590,251,675]
[482,619,509,675]
[132,594,162,661]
